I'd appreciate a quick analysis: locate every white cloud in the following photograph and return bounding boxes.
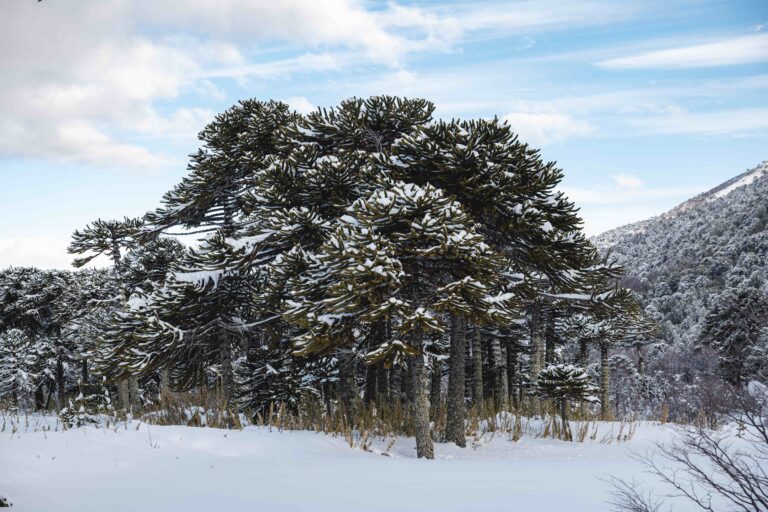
[0,237,76,270]
[283,97,316,115]
[562,183,702,206]
[503,111,594,145]
[629,108,768,135]
[596,34,768,69]
[0,0,650,169]
[612,174,644,189]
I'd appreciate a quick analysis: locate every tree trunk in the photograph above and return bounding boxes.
[472,326,483,406]
[560,398,567,424]
[491,337,508,412]
[338,351,357,424]
[410,343,434,459]
[116,380,130,411]
[128,376,141,411]
[600,342,611,420]
[34,385,44,411]
[545,310,557,364]
[530,304,545,415]
[578,339,589,368]
[636,344,645,375]
[506,346,518,409]
[376,365,389,404]
[160,367,171,395]
[389,365,402,404]
[578,339,590,416]
[55,356,65,409]
[429,359,442,420]
[365,364,378,405]
[561,398,571,441]
[446,314,466,447]
[218,332,235,406]
[79,359,89,397]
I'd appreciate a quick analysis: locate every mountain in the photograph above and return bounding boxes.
[592,161,768,346]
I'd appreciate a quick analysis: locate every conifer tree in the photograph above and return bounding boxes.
[68,217,142,410]
[699,286,768,385]
[0,329,38,407]
[535,363,598,433]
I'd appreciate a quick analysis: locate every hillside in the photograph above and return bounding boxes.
[593,161,768,347]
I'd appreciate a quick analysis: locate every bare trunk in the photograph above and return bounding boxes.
[389,365,402,404]
[116,380,130,411]
[578,339,590,416]
[430,359,442,420]
[365,364,378,405]
[218,332,235,406]
[506,346,518,409]
[128,376,141,411]
[55,356,65,409]
[160,367,171,395]
[446,314,466,447]
[636,344,645,375]
[81,359,89,384]
[34,385,44,411]
[472,326,483,406]
[561,398,571,441]
[600,341,611,420]
[530,304,545,415]
[491,337,508,411]
[578,339,589,368]
[338,351,357,424]
[411,345,434,459]
[545,311,557,364]
[364,320,385,404]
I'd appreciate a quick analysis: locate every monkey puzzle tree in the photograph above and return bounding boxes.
[535,363,598,437]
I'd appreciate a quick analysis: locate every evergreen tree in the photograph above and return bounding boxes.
[699,286,768,385]
[0,329,38,407]
[535,363,598,431]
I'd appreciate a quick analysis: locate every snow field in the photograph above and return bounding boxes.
[0,418,708,512]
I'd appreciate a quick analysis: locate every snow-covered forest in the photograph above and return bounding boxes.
[1,97,767,511]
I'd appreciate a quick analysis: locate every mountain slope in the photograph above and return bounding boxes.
[592,161,768,346]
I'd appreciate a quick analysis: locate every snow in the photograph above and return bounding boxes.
[0,417,715,512]
[708,161,767,200]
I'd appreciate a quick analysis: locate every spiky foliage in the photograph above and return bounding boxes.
[535,364,598,403]
[699,286,768,385]
[144,100,297,236]
[68,217,142,269]
[0,329,38,405]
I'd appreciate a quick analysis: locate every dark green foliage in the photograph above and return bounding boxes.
[699,286,768,385]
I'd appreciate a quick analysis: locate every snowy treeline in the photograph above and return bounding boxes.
[2,97,667,456]
[594,162,768,422]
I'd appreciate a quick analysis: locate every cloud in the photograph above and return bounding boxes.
[503,111,594,145]
[628,108,768,135]
[283,97,316,115]
[596,34,768,69]
[612,174,644,189]
[0,237,77,270]
[562,183,702,206]
[0,0,649,170]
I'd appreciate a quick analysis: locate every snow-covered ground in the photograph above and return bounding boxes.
[0,417,707,511]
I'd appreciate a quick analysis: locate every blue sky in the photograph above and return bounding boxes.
[1,0,766,268]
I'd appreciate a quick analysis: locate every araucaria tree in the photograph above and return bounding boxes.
[535,363,598,437]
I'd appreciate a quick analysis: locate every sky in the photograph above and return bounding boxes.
[0,0,767,269]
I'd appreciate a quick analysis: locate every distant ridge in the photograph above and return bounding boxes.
[591,160,768,347]
[594,161,768,249]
